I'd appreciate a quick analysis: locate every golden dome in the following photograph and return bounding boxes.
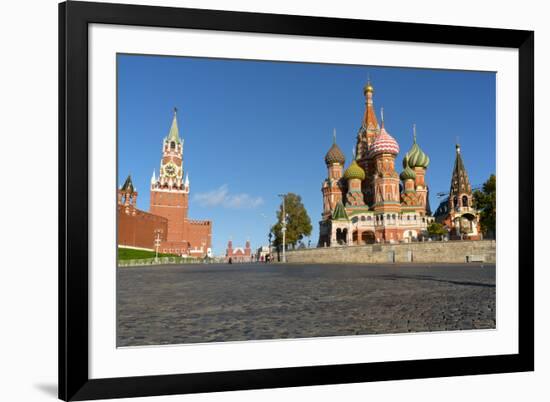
[364,83,374,94]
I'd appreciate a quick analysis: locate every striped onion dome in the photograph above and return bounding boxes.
[343,159,366,181]
[405,125,430,168]
[369,125,400,157]
[406,141,430,168]
[400,155,416,181]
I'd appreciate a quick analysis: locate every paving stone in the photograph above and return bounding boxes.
[117,263,496,347]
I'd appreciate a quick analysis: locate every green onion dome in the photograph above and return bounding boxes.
[400,164,416,182]
[400,155,416,181]
[343,160,366,181]
[324,142,346,165]
[406,140,430,169]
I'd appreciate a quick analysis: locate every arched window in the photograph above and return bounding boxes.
[367,216,372,221]
[386,214,390,220]
[361,216,366,221]
[407,215,410,221]
[453,196,458,208]
[462,195,469,207]
[392,214,396,220]
[414,215,417,220]
[170,141,176,149]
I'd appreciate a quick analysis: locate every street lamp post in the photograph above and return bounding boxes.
[278,194,287,263]
[268,232,273,262]
[153,229,163,263]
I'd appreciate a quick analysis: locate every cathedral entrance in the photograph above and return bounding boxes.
[335,228,348,245]
[361,231,375,244]
[460,213,476,235]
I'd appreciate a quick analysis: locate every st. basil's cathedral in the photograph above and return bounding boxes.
[318,81,481,247]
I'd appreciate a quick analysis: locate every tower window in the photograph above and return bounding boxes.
[462,195,469,207]
[170,141,176,149]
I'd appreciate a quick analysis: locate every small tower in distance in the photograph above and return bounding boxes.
[442,142,481,240]
[118,175,138,215]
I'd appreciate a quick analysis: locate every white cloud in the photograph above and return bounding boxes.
[193,184,264,209]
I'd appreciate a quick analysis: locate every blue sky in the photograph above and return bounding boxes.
[118,54,495,256]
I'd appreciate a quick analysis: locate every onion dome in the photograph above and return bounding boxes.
[343,160,366,181]
[400,156,416,181]
[405,125,430,168]
[324,130,346,165]
[363,82,374,95]
[369,109,399,157]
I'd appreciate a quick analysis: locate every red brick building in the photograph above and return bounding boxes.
[117,109,212,257]
[225,239,252,263]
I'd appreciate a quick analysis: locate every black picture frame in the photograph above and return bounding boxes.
[59,1,534,400]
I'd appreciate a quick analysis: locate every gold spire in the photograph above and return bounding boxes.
[364,75,374,95]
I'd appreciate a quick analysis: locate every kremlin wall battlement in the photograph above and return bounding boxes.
[285,240,496,264]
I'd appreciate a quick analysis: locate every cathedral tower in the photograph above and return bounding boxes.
[403,124,430,215]
[438,143,481,240]
[322,131,346,219]
[355,80,381,206]
[449,143,472,211]
[370,110,401,213]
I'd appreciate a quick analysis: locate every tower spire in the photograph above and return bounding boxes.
[333,128,337,144]
[380,107,385,128]
[167,107,181,144]
[413,123,417,143]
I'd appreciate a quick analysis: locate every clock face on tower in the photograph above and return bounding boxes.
[165,162,177,177]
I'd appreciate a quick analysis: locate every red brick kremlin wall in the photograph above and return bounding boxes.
[159,219,212,255]
[117,205,167,250]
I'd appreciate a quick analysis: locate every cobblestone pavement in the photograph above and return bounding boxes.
[117,263,495,347]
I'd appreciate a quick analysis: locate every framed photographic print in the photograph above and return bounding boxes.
[59,1,534,400]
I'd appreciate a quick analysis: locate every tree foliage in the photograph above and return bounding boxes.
[427,222,447,237]
[271,193,312,249]
[473,174,496,237]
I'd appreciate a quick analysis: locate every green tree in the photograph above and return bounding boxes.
[271,193,312,249]
[473,174,496,237]
[427,222,447,237]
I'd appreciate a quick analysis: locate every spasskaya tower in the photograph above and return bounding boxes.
[148,108,212,256]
